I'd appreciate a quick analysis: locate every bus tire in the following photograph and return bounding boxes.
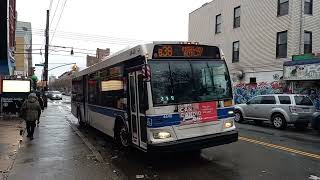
[77,109,85,128]
[115,119,129,150]
[234,110,244,123]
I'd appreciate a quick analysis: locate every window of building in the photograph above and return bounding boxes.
[249,77,256,84]
[304,31,312,54]
[215,14,222,34]
[234,6,241,28]
[232,41,240,62]
[278,96,291,104]
[278,0,289,16]
[276,31,287,58]
[304,0,313,15]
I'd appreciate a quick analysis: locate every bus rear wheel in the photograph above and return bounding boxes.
[115,122,129,149]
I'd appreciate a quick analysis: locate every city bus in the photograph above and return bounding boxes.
[71,42,238,152]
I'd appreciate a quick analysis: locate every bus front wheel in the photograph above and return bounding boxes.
[115,121,129,149]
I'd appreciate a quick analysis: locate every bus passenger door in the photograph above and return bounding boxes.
[128,71,147,150]
[83,75,88,124]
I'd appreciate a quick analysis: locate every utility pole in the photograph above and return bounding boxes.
[43,10,49,107]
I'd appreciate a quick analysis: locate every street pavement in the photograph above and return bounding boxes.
[59,96,320,180]
[4,96,320,180]
[0,117,23,180]
[6,97,120,180]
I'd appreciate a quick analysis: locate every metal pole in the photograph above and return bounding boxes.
[43,10,49,107]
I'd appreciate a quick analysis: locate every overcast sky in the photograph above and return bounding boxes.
[16,0,209,78]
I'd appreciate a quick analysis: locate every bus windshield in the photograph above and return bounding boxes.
[149,60,232,106]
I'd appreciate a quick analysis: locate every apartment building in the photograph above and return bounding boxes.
[15,21,32,76]
[189,0,320,85]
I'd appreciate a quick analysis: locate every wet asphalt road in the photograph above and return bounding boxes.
[56,96,320,180]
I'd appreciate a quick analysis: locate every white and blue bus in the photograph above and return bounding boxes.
[71,42,238,152]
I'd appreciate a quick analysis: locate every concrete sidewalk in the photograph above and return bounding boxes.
[0,117,23,180]
[7,104,119,180]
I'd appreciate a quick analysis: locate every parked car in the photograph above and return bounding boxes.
[48,91,62,100]
[234,94,316,130]
[311,112,320,133]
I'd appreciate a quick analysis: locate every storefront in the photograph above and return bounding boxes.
[283,58,320,110]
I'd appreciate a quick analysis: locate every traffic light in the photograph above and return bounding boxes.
[71,64,78,71]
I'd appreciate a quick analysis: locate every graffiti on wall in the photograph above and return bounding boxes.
[233,81,283,104]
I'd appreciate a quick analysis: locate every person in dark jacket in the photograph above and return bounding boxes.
[36,92,44,111]
[20,93,42,140]
[36,93,44,126]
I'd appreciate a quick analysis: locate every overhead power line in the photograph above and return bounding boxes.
[49,0,61,28]
[15,28,147,43]
[14,52,87,58]
[50,0,68,45]
[14,44,98,52]
[28,33,148,45]
[15,48,96,56]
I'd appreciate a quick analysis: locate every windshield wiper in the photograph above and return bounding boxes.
[167,63,175,97]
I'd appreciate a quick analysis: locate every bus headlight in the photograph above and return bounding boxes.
[153,131,171,139]
[224,121,233,128]
[228,110,234,115]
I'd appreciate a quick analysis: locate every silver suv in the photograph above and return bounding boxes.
[234,94,315,130]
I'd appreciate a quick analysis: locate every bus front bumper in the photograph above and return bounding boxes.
[147,130,238,153]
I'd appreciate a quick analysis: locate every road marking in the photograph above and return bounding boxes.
[239,136,320,160]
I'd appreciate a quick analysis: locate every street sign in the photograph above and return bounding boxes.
[35,64,44,66]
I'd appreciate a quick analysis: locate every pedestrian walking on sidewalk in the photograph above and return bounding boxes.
[20,93,42,140]
[36,92,44,126]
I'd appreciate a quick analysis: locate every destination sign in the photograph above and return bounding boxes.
[153,44,221,59]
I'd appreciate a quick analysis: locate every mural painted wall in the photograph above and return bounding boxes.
[233,81,283,104]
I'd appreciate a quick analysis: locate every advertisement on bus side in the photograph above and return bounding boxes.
[178,101,218,125]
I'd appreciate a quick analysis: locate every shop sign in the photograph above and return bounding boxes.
[292,54,314,61]
[284,63,320,80]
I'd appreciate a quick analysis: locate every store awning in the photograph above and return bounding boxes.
[284,58,320,66]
